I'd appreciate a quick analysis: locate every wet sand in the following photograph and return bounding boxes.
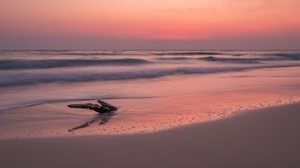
[1,103,299,168]
[1,66,300,138]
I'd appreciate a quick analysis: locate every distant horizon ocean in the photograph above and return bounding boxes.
[1,50,300,138]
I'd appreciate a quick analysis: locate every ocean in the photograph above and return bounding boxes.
[0,50,300,138]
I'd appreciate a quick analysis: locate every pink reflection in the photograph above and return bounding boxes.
[1,66,299,139]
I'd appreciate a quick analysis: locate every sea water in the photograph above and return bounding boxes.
[0,50,300,138]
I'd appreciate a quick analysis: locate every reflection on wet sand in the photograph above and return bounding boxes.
[68,112,116,132]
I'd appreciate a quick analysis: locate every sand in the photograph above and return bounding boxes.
[0,103,299,168]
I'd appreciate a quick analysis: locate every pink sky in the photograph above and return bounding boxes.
[1,0,300,49]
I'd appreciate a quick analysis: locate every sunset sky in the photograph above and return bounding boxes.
[1,0,300,49]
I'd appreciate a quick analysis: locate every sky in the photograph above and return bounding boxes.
[0,0,300,50]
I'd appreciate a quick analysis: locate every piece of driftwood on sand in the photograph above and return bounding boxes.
[67,100,118,132]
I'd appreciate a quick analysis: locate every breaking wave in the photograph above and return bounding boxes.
[155,51,223,56]
[201,54,300,63]
[270,53,300,60]
[0,58,151,70]
[1,63,300,87]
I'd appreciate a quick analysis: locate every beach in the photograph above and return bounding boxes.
[2,0,300,167]
[0,51,300,168]
[0,50,300,167]
[1,50,300,138]
[1,103,299,168]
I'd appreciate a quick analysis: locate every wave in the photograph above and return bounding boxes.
[1,63,299,87]
[201,56,261,64]
[156,56,261,63]
[156,55,298,64]
[271,53,300,60]
[201,54,300,64]
[155,52,300,63]
[39,51,121,56]
[156,57,196,61]
[0,50,156,57]
[0,58,151,70]
[0,50,224,56]
[0,50,122,56]
[155,51,223,56]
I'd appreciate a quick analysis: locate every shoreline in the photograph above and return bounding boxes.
[1,103,300,167]
[1,65,300,139]
[0,97,298,140]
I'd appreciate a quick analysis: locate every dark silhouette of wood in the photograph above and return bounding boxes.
[68,100,118,114]
[67,100,118,132]
[97,100,118,111]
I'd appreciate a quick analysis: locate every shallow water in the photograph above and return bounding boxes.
[0,50,300,138]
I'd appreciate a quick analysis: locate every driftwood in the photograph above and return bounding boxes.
[68,100,118,132]
[68,100,118,114]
